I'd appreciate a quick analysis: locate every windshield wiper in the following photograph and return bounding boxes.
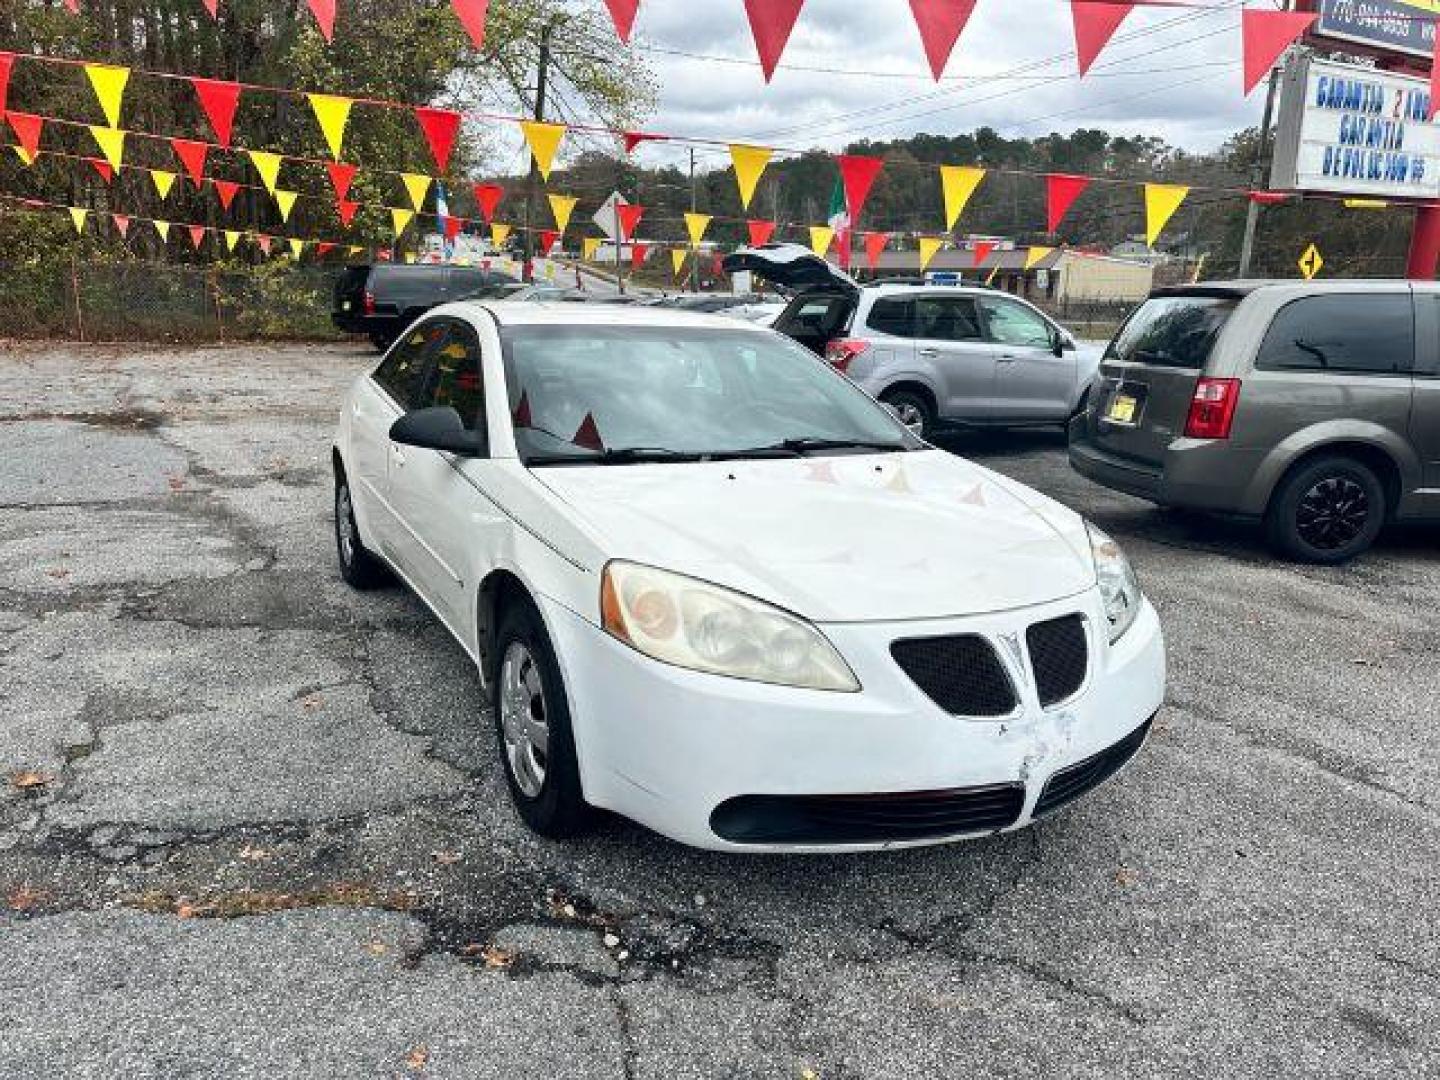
[757,437,911,455]
[527,446,706,466]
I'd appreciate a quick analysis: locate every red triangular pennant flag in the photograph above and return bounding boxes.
[171,138,209,187]
[473,182,504,223]
[1242,10,1316,96]
[213,179,240,210]
[631,242,649,270]
[337,199,359,226]
[747,219,777,247]
[622,131,660,154]
[88,158,113,183]
[837,154,884,223]
[187,224,207,249]
[863,231,890,269]
[1248,191,1291,206]
[972,240,996,268]
[0,52,15,116]
[316,241,336,257]
[1070,0,1133,77]
[1046,173,1090,232]
[743,0,805,82]
[326,161,357,201]
[573,412,603,451]
[908,0,978,80]
[602,0,640,42]
[6,112,43,159]
[201,0,218,18]
[452,0,489,48]
[538,229,560,255]
[443,216,463,242]
[414,107,462,172]
[110,213,130,238]
[255,235,272,255]
[616,203,644,240]
[306,0,336,41]
[190,77,241,147]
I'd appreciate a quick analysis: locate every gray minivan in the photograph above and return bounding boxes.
[1069,281,1440,562]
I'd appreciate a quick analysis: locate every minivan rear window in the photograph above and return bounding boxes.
[1105,296,1236,370]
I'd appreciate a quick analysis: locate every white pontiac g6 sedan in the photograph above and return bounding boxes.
[332,302,1166,851]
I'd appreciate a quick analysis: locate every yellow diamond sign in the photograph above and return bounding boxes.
[1298,244,1324,280]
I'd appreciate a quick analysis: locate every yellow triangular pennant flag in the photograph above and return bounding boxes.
[809,226,834,258]
[520,121,566,181]
[289,238,305,259]
[730,145,772,211]
[404,252,417,264]
[918,237,944,272]
[154,220,171,242]
[14,145,37,166]
[84,64,130,128]
[400,173,431,212]
[581,236,602,261]
[68,207,88,235]
[491,223,511,248]
[671,247,688,277]
[247,150,283,195]
[684,212,712,248]
[88,126,126,171]
[940,166,985,230]
[391,207,415,238]
[223,229,241,252]
[347,245,364,256]
[548,194,578,234]
[275,189,299,223]
[307,93,353,160]
[1144,183,1189,247]
[1024,246,1053,271]
[150,169,177,199]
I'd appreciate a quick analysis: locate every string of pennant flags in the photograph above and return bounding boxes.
[18,0,1421,99]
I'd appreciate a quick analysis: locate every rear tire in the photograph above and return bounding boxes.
[881,388,937,441]
[492,600,590,839]
[335,471,391,589]
[1264,455,1386,564]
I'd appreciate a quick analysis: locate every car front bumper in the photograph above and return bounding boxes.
[540,587,1166,853]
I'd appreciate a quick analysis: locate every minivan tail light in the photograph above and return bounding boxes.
[1184,377,1241,439]
[363,290,376,316]
[825,338,870,373]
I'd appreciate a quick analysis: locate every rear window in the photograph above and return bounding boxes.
[779,293,853,337]
[1255,294,1413,375]
[1105,296,1236,370]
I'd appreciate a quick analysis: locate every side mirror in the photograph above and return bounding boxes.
[1052,329,1076,357]
[389,407,486,457]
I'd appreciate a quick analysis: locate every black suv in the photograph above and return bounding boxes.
[333,264,517,349]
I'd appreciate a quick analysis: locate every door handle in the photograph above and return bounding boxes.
[390,445,407,468]
[919,348,940,358]
[997,354,1018,363]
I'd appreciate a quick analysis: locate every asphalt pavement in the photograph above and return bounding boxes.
[1,342,1436,1079]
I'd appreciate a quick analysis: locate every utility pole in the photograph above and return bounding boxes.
[1238,0,1290,278]
[689,146,700,293]
[522,21,554,283]
[613,178,626,295]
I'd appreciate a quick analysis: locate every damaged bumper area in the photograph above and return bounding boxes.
[541,590,1167,853]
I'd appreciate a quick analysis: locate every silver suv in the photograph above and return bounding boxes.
[725,244,1100,438]
[1069,281,1440,563]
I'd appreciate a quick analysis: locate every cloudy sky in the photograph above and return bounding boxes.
[589,0,1262,170]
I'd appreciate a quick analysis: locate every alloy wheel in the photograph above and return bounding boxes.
[499,642,550,798]
[1296,477,1368,551]
[336,484,356,566]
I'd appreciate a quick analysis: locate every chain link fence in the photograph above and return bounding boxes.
[0,259,347,342]
[1037,298,1137,342]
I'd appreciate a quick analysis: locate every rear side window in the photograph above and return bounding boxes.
[1106,296,1237,369]
[913,297,983,342]
[1256,294,1413,375]
[866,298,914,337]
[374,321,445,408]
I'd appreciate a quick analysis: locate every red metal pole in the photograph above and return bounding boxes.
[1406,204,1440,280]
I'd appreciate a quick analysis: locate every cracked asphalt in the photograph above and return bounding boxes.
[1,341,1437,1079]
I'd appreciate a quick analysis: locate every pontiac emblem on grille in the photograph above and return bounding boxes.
[999,632,1029,686]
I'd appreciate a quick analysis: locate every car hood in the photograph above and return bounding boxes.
[531,450,1095,623]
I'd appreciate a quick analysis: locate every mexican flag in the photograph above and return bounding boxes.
[828,178,851,270]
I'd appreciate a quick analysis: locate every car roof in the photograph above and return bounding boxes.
[438,299,774,332]
[1154,279,1437,299]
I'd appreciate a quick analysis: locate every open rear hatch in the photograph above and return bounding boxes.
[1080,287,1248,468]
[724,244,859,355]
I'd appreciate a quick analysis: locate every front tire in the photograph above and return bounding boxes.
[1264,455,1386,564]
[492,600,589,838]
[881,388,937,440]
[335,472,391,589]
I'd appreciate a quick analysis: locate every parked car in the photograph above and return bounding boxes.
[1070,281,1440,563]
[331,302,1165,851]
[724,244,1099,438]
[333,264,518,349]
[718,301,787,327]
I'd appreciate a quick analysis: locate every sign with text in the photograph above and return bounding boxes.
[1312,0,1440,62]
[1271,55,1440,199]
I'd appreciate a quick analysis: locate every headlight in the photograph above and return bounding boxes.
[600,561,860,692]
[1087,523,1142,643]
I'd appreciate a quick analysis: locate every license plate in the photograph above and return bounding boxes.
[1107,393,1138,424]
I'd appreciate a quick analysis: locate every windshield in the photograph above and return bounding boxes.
[1104,295,1236,370]
[501,325,919,464]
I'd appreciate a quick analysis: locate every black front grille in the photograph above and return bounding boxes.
[1027,615,1089,707]
[891,635,1016,717]
[1033,717,1153,818]
[710,784,1026,845]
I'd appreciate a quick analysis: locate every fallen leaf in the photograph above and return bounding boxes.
[365,940,389,956]
[800,1068,821,1080]
[6,885,50,912]
[237,844,269,862]
[44,568,71,580]
[430,850,462,866]
[167,476,186,491]
[300,693,324,711]
[478,944,514,969]
[403,1045,429,1072]
[9,770,53,791]
[1115,867,1140,887]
